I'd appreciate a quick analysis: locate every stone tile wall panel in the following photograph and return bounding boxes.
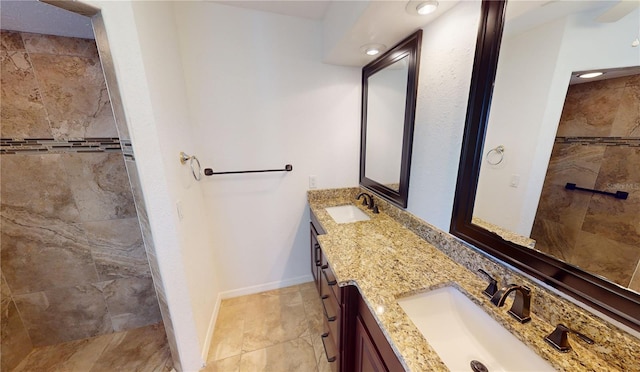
[0,31,164,352]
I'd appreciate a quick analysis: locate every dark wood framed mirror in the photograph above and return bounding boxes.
[360,30,422,208]
[451,0,640,331]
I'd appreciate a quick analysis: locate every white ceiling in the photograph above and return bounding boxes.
[214,0,332,20]
[0,0,332,39]
[0,0,460,66]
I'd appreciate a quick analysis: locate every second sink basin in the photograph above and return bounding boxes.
[397,286,554,372]
[325,205,370,224]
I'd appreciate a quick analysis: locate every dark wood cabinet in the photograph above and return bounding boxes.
[353,288,404,372]
[310,209,403,372]
[320,258,342,372]
[354,315,387,372]
[310,222,322,291]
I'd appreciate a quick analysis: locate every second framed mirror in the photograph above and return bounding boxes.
[360,30,422,208]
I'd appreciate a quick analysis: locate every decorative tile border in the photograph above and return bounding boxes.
[556,137,640,147]
[121,139,134,161]
[0,138,124,155]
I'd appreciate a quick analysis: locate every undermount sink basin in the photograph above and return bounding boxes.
[325,205,370,224]
[397,286,554,372]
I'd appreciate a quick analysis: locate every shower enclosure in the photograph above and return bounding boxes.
[0,30,167,370]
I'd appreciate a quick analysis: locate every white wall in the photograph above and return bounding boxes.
[173,2,361,294]
[407,0,482,230]
[85,1,221,369]
[474,6,640,236]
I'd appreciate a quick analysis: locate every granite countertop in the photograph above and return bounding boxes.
[308,188,637,372]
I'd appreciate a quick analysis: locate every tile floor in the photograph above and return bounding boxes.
[10,323,173,372]
[201,281,332,372]
[9,282,329,372]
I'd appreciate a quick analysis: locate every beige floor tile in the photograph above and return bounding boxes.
[206,283,327,371]
[310,331,326,366]
[300,284,320,304]
[201,355,241,372]
[298,281,316,292]
[215,301,245,332]
[208,322,244,362]
[239,337,317,372]
[260,284,303,298]
[242,301,309,352]
[317,351,334,372]
[243,293,304,330]
[221,295,249,307]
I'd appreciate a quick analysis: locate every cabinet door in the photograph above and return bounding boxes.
[310,223,321,287]
[351,289,404,372]
[354,315,387,372]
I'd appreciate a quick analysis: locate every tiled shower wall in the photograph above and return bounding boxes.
[0,31,162,370]
[531,74,640,291]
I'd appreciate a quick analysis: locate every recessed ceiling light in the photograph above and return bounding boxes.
[577,72,604,79]
[360,44,386,56]
[406,0,439,16]
[366,48,380,56]
[416,1,439,15]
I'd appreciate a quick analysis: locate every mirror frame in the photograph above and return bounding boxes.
[451,0,640,331]
[360,30,422,208]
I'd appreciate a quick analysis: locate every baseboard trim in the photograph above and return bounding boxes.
[200,294,222,363]
[219,274,314,300]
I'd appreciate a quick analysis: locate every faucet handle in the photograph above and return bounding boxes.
[477,269,498,298]
[544,324,594,352]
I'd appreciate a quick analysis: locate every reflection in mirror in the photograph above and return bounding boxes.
[531,69,640,290]
[360,30,422,208]
[452,0,640,331]
[471,0,640,292]
[365,57,409,191]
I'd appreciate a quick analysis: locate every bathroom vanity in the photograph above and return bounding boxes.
[311,204,402,372]
[308,187,640,371]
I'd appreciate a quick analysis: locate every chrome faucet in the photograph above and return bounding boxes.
[356,192,379,213]
[544,324,594,352]
[490,284,532,323]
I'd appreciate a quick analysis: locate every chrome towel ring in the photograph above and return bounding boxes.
[486,145,505,165]
[179,152,202,181]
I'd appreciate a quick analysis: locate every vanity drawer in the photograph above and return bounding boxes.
[321,326,340,372]
[310,223,322,290]
[321,292,341,347]
[321,262,341,303]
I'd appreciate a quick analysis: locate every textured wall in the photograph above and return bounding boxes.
[531,74,640,289]
[0,31,162,353]
[408,0,481,230]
